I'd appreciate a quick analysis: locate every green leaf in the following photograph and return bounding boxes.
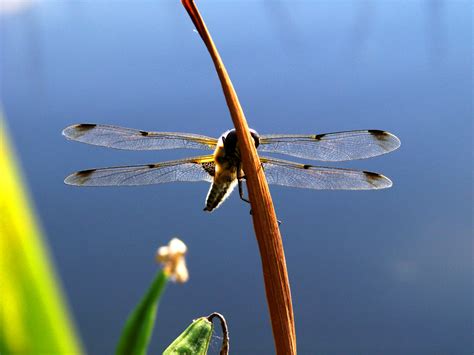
[162,317,213,355]
[116,270,169,355]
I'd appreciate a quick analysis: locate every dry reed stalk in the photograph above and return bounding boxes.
[181,2,297,353]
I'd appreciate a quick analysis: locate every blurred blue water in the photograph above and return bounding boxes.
[1,1,472,354]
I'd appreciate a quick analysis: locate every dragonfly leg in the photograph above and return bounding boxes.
[237,170,254,217]
[237,174,281,225]
[237,168,251,205]
[238,178,251,204]
[237,168,282,225]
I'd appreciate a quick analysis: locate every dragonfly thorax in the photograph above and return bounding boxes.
[204,129,261,212]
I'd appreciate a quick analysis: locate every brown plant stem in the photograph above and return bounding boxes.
[181,1,297,354]
[207,312,229,355]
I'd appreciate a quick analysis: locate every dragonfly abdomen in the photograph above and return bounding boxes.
[203,135,240,212]
[204,175,237,212]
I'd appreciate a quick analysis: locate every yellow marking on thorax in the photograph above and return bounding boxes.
[213,143,225,175]
[213,141,239,181]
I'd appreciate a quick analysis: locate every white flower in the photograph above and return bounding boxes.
[156,238,189,283]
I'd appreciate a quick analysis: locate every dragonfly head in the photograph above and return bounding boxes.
[221,128,260,154]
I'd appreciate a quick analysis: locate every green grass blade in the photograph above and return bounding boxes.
[116,270,169,355]
[0,115,83,354]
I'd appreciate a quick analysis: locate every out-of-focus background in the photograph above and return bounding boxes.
[1,0,471,354]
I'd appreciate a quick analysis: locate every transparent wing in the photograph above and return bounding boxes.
[64,155,215,186]
[260,157,392,190]
[259,130,400,161]
[62,124,217,151]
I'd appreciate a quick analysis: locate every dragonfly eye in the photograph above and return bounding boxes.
[223,130,238,154]
[250,129,260,148]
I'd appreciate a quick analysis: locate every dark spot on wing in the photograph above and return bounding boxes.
[139,130,149,136]
[303,164,311,169]
[68,124,97,139]
[314,134,326,140]
[363,171,392,188]
[77,169,95,177]
[76,124,96,132]
[73,169,95,184]
[368,130,389,140]
[147,164,156,168]
[363,171,383,180]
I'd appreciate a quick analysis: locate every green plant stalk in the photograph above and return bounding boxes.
[116,270,169,355]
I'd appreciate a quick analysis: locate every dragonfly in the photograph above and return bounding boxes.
[63,124,400,211]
